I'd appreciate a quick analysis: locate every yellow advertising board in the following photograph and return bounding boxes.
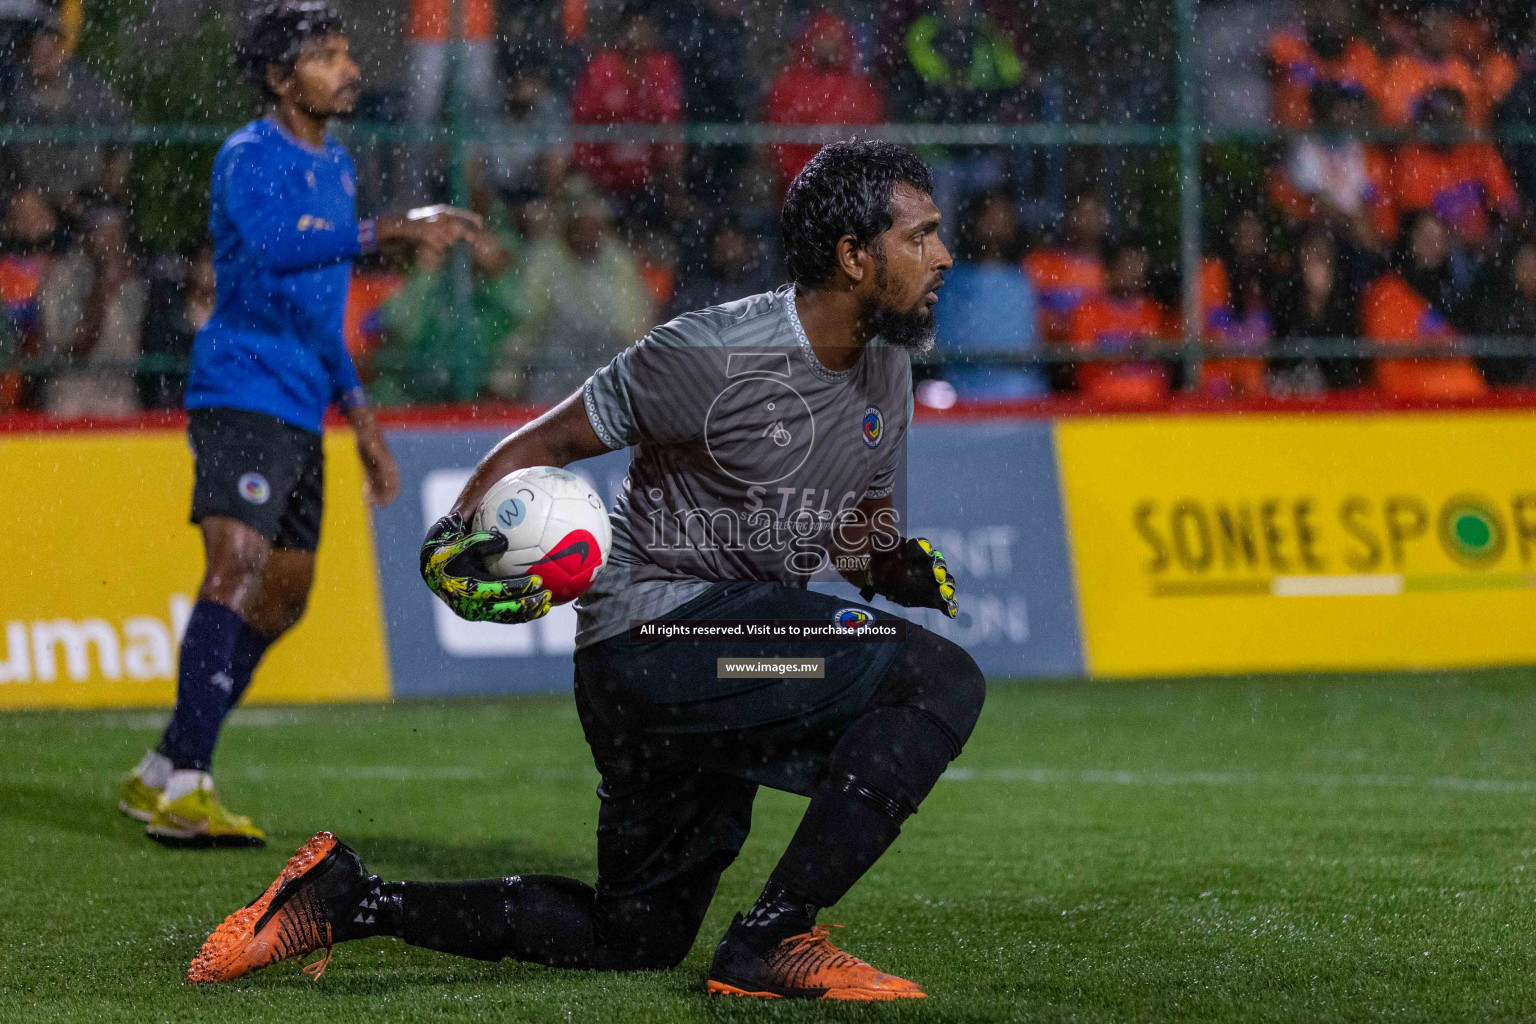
[0,429,390,708]
[1057,411,1536,676]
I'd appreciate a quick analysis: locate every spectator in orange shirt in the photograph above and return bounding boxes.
[0,187,57,408]
[401,0,498,201]
[1392,86,1519,250]
[1361,211,1485,399]
[1198,210,1273,398]
[1024,193,1108,346]
[571,7,685,199]
[1066,241,1171,404]
[0,187,55,326]
[1266,0,1382,129]
[1270,83,1396,250]
[1375,1,1487,127]
[404,0,497,122]
[1456,10,1518,111]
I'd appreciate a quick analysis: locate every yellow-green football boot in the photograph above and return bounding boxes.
[119,774,164,823]
[146,773,265,849]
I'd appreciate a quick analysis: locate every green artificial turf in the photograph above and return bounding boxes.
[4,672,1536,1022]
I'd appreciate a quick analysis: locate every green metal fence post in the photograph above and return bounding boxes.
[1175,0,1203,388]
[445,0,477,401]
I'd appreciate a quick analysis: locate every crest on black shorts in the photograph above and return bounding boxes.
[834,607,873,629]
[238,472,271,505]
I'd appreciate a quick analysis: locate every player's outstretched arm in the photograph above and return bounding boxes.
[448,389,611,520]
[374,206,483,253]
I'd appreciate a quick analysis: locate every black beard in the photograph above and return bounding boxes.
[866,248,937,353]
[866,302,936,354]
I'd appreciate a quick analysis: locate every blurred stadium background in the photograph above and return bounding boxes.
[5,0,1536,1020]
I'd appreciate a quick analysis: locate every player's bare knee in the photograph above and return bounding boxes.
[278,594,309,633]
[248,593,308,639]
[198,558,267,610]
[271,587,311,633]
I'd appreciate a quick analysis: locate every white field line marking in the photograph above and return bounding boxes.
[1271,574,1405,597]
[942,766,1536,794]
[14,761,1535,795]
[16,764,597,786]
[235,764,490,782]
[232,764,599,784]
[45,709,320,731]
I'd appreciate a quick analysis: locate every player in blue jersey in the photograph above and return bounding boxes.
[118,1,480,846]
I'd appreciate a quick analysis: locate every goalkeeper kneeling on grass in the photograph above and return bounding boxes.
[188,140,984,1002]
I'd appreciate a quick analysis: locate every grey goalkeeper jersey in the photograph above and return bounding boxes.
[574,284,913,649]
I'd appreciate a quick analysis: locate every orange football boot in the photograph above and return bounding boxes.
[188,831,376,983]
[706,917,927,1001]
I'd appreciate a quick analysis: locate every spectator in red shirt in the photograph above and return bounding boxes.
[571,7,684,198]
[1266,0,1382,130]
[1361,210,1485,399]
[1024,193,1109,345]
[1066,241,1171,404]
[1392,86,1519,251]
[764,10,885,191]
[1375,0,1487,128]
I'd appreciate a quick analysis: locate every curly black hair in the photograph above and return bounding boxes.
[238,1,346,99]
[780,140,933,288]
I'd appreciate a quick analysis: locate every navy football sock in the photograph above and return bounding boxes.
[226,621,275,707]
[157,601,245,772]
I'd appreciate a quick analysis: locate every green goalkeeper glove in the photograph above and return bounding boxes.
[859,537,959,619]
[420,513,553,624]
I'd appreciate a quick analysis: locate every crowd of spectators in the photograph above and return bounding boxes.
[2,0,1536,416]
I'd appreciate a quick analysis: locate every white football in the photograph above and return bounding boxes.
[472,466,612,605]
